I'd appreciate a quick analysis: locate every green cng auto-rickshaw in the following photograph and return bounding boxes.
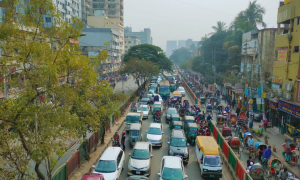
[170,83,176,92]
[169,114,181,130]
[173,121,184,130]
[184,123,198,145]
[184,115,195,128]
[129,123,142,147]
[152,105,162,116]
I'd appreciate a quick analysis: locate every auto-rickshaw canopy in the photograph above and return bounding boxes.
[173,91,181,96]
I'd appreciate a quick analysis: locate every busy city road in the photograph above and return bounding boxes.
[118,89,232,180]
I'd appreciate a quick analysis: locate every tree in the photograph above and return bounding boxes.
[169,48,191,65]
[180,60,192,70]
[121,58,159,87]
[210,21,227,35]
[242,0,266,28]
[0,0,122,179]
[123,44,172,71]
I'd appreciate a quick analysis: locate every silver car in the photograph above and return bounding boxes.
[146,123,163,147]
[177,87,185,97]
[128,142,153,176]
[137,105,150,119]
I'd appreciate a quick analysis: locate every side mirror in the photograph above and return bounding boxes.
[151,154,153,157]
[128,153,131,156]
[200,160,203,164]
[145,130,148,133]
[184,175,188,179]
[187,143,190,146]
[162,132,164,134]
[92,165,96,168]
[118,165,121,170]
[157,173,161,177]
[167,142,170,144]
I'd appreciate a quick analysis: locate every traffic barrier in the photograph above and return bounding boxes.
[88,132,98,153]
[78,141,89,163]
[52,163,67,180]
[66,150,80,178]
[222,140,229,160]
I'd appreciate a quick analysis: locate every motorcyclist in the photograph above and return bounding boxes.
[113,131,120,147]
[207,113,212,122]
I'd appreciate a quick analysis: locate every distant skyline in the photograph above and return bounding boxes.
[124,0,280,51]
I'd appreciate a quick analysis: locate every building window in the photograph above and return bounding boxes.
[93,5,99,8]
[45,17,51,22]
[294,46,299,53]
[298,17,300,25]
[125,46,127,48]
[93,0,99,2]
[128,41,131,44]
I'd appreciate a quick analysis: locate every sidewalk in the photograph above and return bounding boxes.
[69,104,132,180]
[218,99,300,178]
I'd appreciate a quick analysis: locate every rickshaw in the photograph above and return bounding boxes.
[172,121,184,130]
[249,163,265,180]
[152,105,162,116]
[216,115,225,126]
[238,112,247,124]
[230,114,237,128]
[184,116,195,127]
[268,158,282,176]
[129,123,142,147]
[130,102,137,112]
[184,123,198,145]
[206,104,213,114]
[244,132,254,147]
[210,97,216,105]
[196,113,205,124]
[222,126,232,137]
[195,90,201,98]
[229,137,242,158]
[169,114,181,130]
[254,142,268,161]
[170,83,176,92]
[200,97,206,106]
[154,110,162,122]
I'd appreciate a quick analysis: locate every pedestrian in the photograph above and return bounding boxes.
[278,168,288,180]
[262,146,272,163]
[236,107,240,117]
[121,131,126,150]
[263,120,268,131]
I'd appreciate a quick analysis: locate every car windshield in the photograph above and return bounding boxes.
[160,87,170,93]
[138,107,148,111]
[148,127,161,135]
[149,87,156,90]
[130,130,139,136]
[178,87,184,91]
[204,156,222,167]
[170,138,187,147]
[189,128,197,134]
[168,109,177,114]
[126,116,140,123]
[95,160,116,173]
[131,149,149,160]
[162,167,183,180]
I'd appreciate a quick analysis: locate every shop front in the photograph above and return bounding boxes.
[267,98,279,128]
[278,100,300,137]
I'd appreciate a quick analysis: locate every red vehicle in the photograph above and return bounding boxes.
[81,173,105,180]
[222,126,231,137]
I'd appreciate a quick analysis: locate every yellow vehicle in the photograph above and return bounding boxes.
[195,136,222,179]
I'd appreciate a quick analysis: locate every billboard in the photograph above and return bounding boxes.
[277,50,288,62]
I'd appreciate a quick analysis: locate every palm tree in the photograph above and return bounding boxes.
[210,21,227,35]
[242,0,266,28]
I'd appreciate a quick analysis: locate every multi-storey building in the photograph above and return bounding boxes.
[79,26,120,73]
[81,0,93,24]
[270,0,300,137]
[124,27,152,45]
[124,36,141,52]
[49,0,81,23]
[178,40,186,49]
[166,41,177,57]
[92,0,123,21]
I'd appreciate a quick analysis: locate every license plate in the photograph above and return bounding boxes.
[136,171,140,174]
[210,175,214,177]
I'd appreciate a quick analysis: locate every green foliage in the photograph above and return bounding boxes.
[121,58,160,81]
[123,44,172,71]
[170,48,191,65]
[180,60,192,70]
[0,0,123,179]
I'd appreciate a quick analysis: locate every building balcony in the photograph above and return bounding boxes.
[277,0,297,24]
[275,34,290,48]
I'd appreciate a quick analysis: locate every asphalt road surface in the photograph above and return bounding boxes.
[119,91,232,180]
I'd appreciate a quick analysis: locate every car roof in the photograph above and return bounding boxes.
[163,156,182,169]
[127,112,141,116]
[130,123,141,130]
[171,114,180,118]
[185,116,194,120]
[100,147,122,161]
[172,129,185,138]
[140,105,148,107]
[149,123,161,128]
[188,123,198,128]
[168,108,176,111]
[134,142,150,150]
[81,173,104,180]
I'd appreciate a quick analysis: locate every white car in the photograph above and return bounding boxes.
[157,156,188,180]
[177,87,185,97]
[146,123,163,147]
[153,94,163,102]
[137,105,150,119]
[128,142,153,176]
[93,147,125,180]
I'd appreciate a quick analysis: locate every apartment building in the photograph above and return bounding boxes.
[92,0,124,21]
[87,10,124,57]
[124,27,152,45]
[166,41,177,57]
[124,36,141,52]
[81,0,93,24]
[270,0,300,137]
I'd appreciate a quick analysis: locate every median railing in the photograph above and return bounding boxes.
[179,72,252,180]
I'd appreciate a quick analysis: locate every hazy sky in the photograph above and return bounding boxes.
[124,0,280,51]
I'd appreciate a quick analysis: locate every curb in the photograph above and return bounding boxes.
[253,134,300,178]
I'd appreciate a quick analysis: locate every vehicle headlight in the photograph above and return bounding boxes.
[203,169,208,172]
[142,165,150,169]
[169,150,174,155]
[184,151,188,157]
[129,165,136,169]
[158,138,162,142]
[167,114,170,117]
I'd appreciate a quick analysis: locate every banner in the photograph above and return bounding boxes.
[278,50,288,62]
[278,100,300,118]
[245,88,249,96]
[257,87,262,97]
[244,84,248,93]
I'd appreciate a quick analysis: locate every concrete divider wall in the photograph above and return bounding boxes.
[179,72,252,180]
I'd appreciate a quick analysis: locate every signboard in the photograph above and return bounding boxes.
[278,50,288,62]
[257,87,262,97]
[236,89,244,94]
[235,83,243,94]
[245,84,248,93]
[269,101,278,110]
[278,100,300,118]
[272,77,283,85]
[262,92,266,98]
[104,41,111,45]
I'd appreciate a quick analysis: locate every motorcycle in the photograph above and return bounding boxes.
[111,138,121,147]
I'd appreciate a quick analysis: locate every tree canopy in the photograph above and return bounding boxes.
[123,44,172,71]
[169,47,191,65]
[0,0,123,179]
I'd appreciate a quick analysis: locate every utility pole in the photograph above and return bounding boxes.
[249,41,257,122]
[111,31,113,75]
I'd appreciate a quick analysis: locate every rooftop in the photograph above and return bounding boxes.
[163,156,182,169]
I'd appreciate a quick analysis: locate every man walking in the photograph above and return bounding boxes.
[262,146,272,163]
[121,131,126,150]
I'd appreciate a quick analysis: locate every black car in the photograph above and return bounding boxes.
[253,111,263,121]
[168,129,189,164]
